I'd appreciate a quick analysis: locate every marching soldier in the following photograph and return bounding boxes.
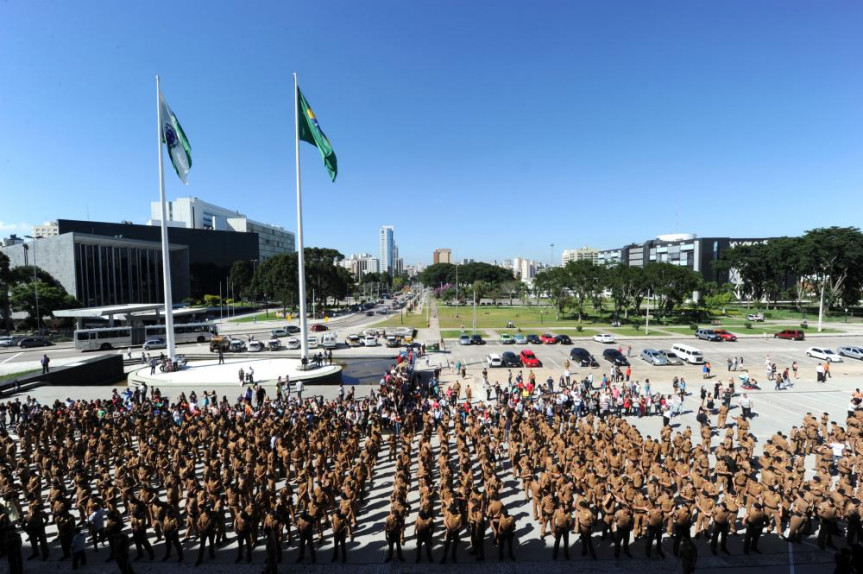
[441,503,462,564]
[295,510,316,563]
[497,507,517,561]
[161,505,183,562]
[613,502,634,558]
[414,507,434,563]
[576,499,597,559]
[384,511,405,563]
[743,502,766,554]
[552,504,572,560]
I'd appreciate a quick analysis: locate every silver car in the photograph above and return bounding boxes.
[838,346,863,360]
[640,349,669,366]
[658,350,683,365]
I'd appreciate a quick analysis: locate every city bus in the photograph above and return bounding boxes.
[74,322,218,351]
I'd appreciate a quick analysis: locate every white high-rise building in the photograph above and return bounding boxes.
[148,196,295,260]
[379,226,395,275]
[340,253,380,280]
[32,222,59,238]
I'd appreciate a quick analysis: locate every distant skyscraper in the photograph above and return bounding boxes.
[433,248,452,264]
[379,225,395,275]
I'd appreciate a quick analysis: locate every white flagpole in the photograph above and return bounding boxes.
[155,75,177,361]
[294,72,309,366]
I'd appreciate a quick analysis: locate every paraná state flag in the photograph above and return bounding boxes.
[160,94,192,184]
[297,86,337,182]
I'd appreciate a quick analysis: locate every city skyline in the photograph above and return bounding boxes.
[2,2,862,264]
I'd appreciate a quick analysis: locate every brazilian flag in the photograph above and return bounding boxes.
[297,86,338,182]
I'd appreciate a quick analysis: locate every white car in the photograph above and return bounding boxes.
[838,346,863,360]
[285,337,301,350]
[307,336,319,349]
[807,347,843,363]
[363,335,378,347]
[486,353,503,368]
[0,337,15,347]
[593,333,615,344]
[247,340,264,352]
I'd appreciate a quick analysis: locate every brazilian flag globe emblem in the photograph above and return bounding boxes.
[297,87,338,182]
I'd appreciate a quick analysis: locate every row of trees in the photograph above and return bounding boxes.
[533,260,707,321]
[0,252,78,330]
[227,248,355,313]
[716,227,863,309]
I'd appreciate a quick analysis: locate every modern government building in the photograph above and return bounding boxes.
[0,198,295,308]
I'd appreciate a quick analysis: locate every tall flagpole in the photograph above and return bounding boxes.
[155,75,177,361]
[294,72,309,366]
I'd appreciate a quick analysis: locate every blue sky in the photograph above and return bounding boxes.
[2,1,862,266]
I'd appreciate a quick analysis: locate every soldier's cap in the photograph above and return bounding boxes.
[754,503,763,509]
[579,500,588,508]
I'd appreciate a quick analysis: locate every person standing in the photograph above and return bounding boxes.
[40,354,50,374]
[2,517,23,574]
[816,363,825,383]
[161,506,183,562]
[217,346,224,365]
[552,505,572,560]
[680,537,698,574]
[72,525,88,569]
[739,394,753,419]
[113,531,135,574]
[743,502,766,554]
[497,508,516,561]
[414,508,434,563]
[296,380,304,402]
[384,511,405,563]
[576,500,597,559]
[792,361,799,378]
[613,503,634,558]
[23,502,49,561]
[710,502,731,555]
[295,510,315,563]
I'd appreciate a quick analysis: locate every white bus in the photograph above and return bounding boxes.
[74,322,217,351]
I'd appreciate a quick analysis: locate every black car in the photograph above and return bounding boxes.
[19,337,50,348]
[569,347,598,367]
[365,311,375,316]
[603,348,630,366]
[554,334,572,345]
[526,334,542,345]
[501,351,522,367]
[470,334,484,345]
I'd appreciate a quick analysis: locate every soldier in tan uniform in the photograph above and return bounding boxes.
[551,504,572,560]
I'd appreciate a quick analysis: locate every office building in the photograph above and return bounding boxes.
[561,246,599,265]
[512,257,540,284]
[339,253,380,281]
[32,221,59,238]
[1,233,190,308]
[379,226,395,275]
[148,196,295,260]
[433,248,452,264]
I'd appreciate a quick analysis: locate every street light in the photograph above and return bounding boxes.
[24,235,41,332]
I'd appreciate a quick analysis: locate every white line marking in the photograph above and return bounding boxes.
[1,353,22,364]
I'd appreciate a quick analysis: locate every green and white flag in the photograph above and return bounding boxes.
[159,94,192,184]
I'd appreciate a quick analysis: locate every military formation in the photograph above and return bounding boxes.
[0,356,861,572]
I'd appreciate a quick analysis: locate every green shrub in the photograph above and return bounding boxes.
[576,325,583,332]
[744,321,752,329]
[689,323,698,330]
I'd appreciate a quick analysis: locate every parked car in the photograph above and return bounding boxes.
[554,334,572,345]
[569,347,598,367]
[345,335,362,347]
[0,336,21,347]
[271,326,300,337]
[603,348,630,366]
[695,329,723,342]
[363,335,378,347]
[458,334,472,346]
[747,313,765,322]
[486,353,503,368]
[365,311,375,317]
[838,346,863,360]
[267,339,282,351]
[526,334,542,345]
[142,338,166,350]
[658,350,683,365]
[247,340,265,352]
[228,338,247,352]
[500,334,514,345]
[18,336,50,349]
[807,347,843,363]
[540,333,557,344]
[471,334,484,345]
[501,351,522,367]
[519,349,541,367]
[310,324,328,332]
[512,333,527,345]
[593,333,615,344]
[640,349,669,366]
[712,329,737,342]
[285,337,301,350]
[386,336,400,348]
[775,329,805,341]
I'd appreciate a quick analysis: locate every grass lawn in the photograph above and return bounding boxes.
[609,326,666,337]
[372,313,428,330]
[0,370,39,383]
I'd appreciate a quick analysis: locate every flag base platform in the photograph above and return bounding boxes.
[127,358,342,388]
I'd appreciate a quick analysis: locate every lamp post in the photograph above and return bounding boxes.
[24,235,41,332]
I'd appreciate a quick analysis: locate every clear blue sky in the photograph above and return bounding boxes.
[2,1,862,266]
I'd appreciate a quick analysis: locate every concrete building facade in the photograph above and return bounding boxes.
[561,247,599,265]
[433,248,452,264]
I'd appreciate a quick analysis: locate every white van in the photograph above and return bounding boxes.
[671,343,704,364]
[321,333,338,349]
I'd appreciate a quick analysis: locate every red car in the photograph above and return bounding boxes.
[540,333,557,344]
[713,329,737,342]
[519,349,542,367]
[310,324,329,332]
[775,329,805,341]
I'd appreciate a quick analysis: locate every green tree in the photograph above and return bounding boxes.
[798,227,863,310]
[10,280,78,328]
[643,262,702,319]
[533,266,572,319]
[228,260,254,301]
[607,264,644,319]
